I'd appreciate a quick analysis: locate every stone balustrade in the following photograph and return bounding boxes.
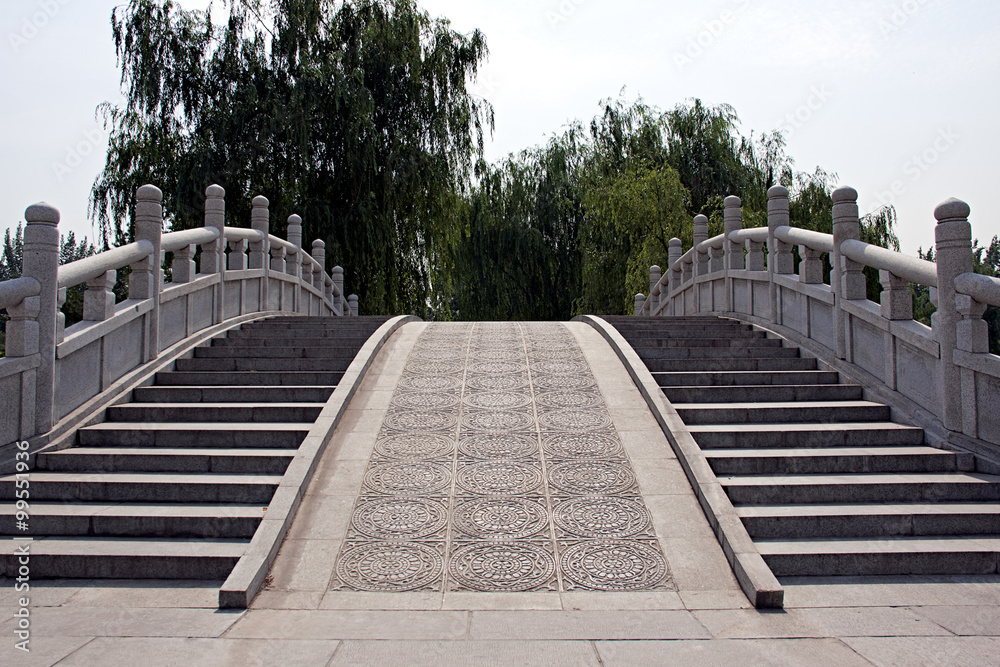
[0,184,360,451]
[638,185,1000,459]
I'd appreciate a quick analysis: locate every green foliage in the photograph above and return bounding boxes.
[92,0,492,316]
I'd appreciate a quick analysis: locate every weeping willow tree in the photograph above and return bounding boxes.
[90,0,492,316]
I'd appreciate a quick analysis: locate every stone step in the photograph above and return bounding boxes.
[643,357,818,372]
[133,385,335,403]
[625,335,774,347]
[0,472,282,503]
[211,337,365,350]
[704,447,973,475]
[106,403,325,424]
[0,503,264,538]
[690,422,926,449]
[225,329,372,341]
[674,401,891,425]
[655,370,841,387]
[195,346,360,359]
[154,371,344,386]
[36,448,294,474]
[756,537,1000,577]
[663,384,863,403]
[721,473,1000,505]
[0,537,246,579]
[636,346,801,361]
[174,357,351,372]
[78,422,309,448]
[737,503,1000,539]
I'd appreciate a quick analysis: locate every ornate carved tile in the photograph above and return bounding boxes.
[331,322,673,594]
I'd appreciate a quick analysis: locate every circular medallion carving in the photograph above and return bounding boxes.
[453,498,549,540]
[405,360,465,375]
[459,433,538,460]
[397,375,463,393]
[531,374,597,391]
[449,542,555,592]
[374,433,454,460]
[537,409,613,432]
[391,392,460,410]
[547,461,636,495]
[534,390,604,411]
[468,360,526,375]
[363,462,452,495]
[384,410,458,432]
[336,542,444,592]
[560,540,668,591]
[352,497,448,540]
[469,348,523,361]
[464,375,529,392]
[463,391,532,411]
[456,461,543,495]
[553,497,650,538]
[461,410,535,433]
[530,359,589,375]
[542,433,624,460]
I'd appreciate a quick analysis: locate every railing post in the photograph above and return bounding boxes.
[171,245,195,284]
[250,196,270,311]
[768,186,791,326]
[799,247,824,284]
[634,293,645,316]
[745,238,765,271]
[832,186,861,360]
[227,239,248,270]
[287,215,302,313]
[649,265,661,315]
[130,185,163,361]
[693,215,709,277]
[956,294,989,438]
[83,271,116,322]
[934,198,973,433]
[668,238,682,314]
[201,185,226,323]
[348,294,359,317]
[20,202,59,435]
[724,196,743,270]
[312,239,326,314]
[331,266,344,316]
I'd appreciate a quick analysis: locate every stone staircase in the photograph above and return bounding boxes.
[0,316,389,580]
[604,315,1000,578]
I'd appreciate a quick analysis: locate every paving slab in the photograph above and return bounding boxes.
[21,606,242,637]
[56,637,341,666]
[227,609,469,640]
[0,635,94,667]
[595,638,872,666]
[329,640,601,666]
[467,609,711,640]
[913,605,1000,636]
[841,635,1000,666]
[693,607,953,639]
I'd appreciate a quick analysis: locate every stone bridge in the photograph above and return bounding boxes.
[1,183,1000,665]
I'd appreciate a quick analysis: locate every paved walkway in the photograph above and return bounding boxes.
[3,322,1000,665]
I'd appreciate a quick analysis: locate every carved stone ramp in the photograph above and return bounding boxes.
[0,315,407,601]
[599,314,1000,582]
[257,321,747,613]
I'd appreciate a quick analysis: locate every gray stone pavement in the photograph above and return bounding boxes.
[2,322,1000,665]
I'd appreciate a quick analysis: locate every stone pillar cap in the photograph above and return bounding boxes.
[312,239,325,248]
[934,198,970,222]
[724,195,742,207]
[694,214,709,224]
[25,202,59,224]
[288,214,302,225]
[669,238,682,248]
[832,186,858,203]
[767,185,789,199]
[252,195,269,207]
[205,184,225,198]
[137,184,163,202]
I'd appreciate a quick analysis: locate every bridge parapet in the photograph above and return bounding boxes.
[639,186,1000,461]
[1,184,359,451]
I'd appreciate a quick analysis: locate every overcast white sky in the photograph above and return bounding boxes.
[1,0,998,255]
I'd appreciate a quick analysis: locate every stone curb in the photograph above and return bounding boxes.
[219,315,420,609]
[574,315,784,609]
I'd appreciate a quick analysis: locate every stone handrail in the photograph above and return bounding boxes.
[0,276,40,310]
[841,238,938,287]
[774,225,835,253]
[57,240,154,289]
[638,186,1000,461]
[1,183,361,452]
[956,271,1000,307]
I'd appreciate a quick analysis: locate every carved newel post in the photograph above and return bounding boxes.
[767,185,792,325]
[20,202,60,434]
[649,266,661,315]
[668,238,683,313]
[635,293,645,316]
[693,215,709,278]
[934,198,973,432]
[331,266,344,315]
[131,185,164,361]
[832,186,862,360]
[348,294,359,317]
